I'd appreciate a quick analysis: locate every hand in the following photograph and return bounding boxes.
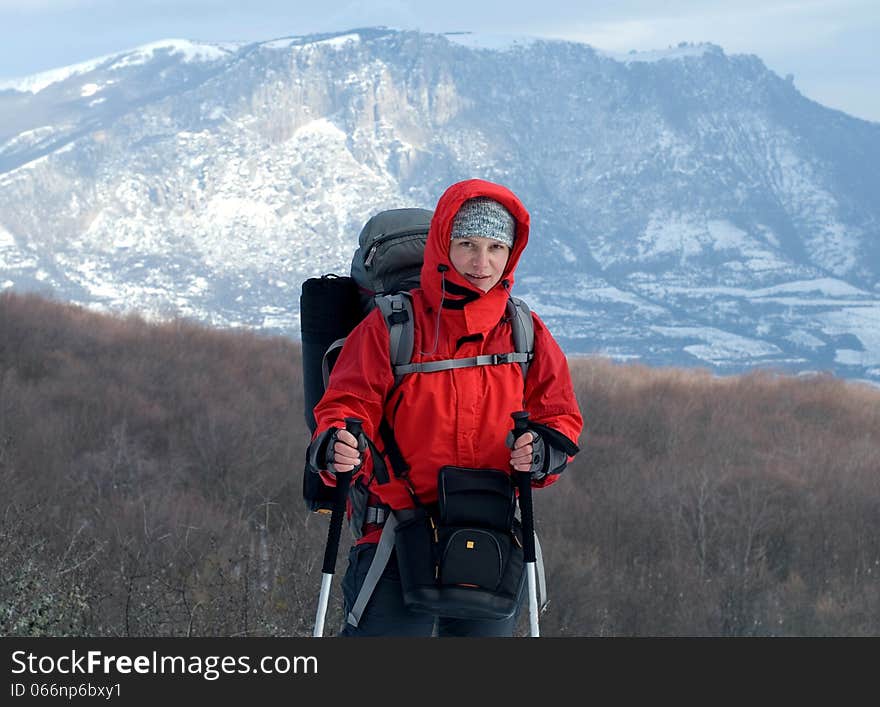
[510,431,544,474]
[327,428,362,474]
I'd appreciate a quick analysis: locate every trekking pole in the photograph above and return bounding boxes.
[511,411,540,637]
[313,417,363,637]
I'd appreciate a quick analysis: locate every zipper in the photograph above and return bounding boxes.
[439,528,504,583]
[390,390,404,427]
[363,228,427,269]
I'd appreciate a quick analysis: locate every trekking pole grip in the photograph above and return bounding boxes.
[511,411,536,564]
[319,417,363,575]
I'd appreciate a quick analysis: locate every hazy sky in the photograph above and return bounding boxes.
[1,0,877,122]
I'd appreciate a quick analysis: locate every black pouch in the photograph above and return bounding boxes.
[393,468,525,621]
[394,507,442,613]
[437,526,513,589]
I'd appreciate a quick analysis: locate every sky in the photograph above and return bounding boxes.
[0,0,877,123]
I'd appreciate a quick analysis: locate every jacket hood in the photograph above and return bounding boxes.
[420,179,530,333]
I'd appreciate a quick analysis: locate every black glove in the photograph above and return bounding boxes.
[507,429,548,479]
[308,424,380,480]
[527,432,548,479]
[508,421,581,479]
[307,426,350,475]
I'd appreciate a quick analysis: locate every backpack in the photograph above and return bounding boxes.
[300,207,534,512]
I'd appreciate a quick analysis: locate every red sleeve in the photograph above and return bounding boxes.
[523,313,584,488]
[311,307,395,480]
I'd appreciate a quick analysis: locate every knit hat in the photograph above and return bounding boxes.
[450,197,516,248]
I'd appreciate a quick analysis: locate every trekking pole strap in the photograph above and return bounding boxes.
[513,506,547,609]
[534,531,548,610]
[394,351,532,376]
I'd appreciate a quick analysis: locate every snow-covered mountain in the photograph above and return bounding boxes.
[1,27,879,382]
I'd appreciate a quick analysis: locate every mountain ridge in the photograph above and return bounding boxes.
[1,27,878,381]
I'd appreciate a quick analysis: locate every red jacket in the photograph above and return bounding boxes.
[312,179,584,535]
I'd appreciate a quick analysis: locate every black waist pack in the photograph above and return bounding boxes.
[393,467,525,621]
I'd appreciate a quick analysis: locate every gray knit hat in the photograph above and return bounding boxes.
[450,197,515,248]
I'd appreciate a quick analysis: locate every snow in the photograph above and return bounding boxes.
[1,125,56,153]
[601,44,716,64]
[263,32,362,50]
[313,34,361,49]
[638,212,705,260]
[708,220,750,251]
[0,224,16,249]
[819,306,880,366]
[262,38,296,50]
[0,40,237,95]
[293,118,347,141]
[107,40,235,70]
[569,279,668,315]
[0,54,115,94]
[517,297,584,317]
[260,306,298,330]
[0,222,37,271]
[749,278,868,298]
[204,196,278,228]
[80,265,124,299]
[556,241,577,263]
[633,213,793,272]
[654,278,870,300]
[650,325,782,363]
[750,297,876,307]
[785,330,826,350]
[444,32,538,51]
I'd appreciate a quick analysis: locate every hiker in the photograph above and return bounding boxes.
[307,178,583,636]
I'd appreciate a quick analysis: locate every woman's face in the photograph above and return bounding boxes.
[448,236,511,292]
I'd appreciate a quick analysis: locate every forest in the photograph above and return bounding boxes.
[1,290,879,637]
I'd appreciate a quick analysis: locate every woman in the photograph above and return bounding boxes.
[308,178,583,636]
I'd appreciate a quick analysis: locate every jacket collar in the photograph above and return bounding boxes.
[420,179,530,335]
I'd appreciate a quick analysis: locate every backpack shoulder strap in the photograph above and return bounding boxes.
[372,292,535,380]
[374,291,415,386]
[321,337,347,389]
[383,295,536,380]
[321,290,416,392]
[506,296,535,380]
